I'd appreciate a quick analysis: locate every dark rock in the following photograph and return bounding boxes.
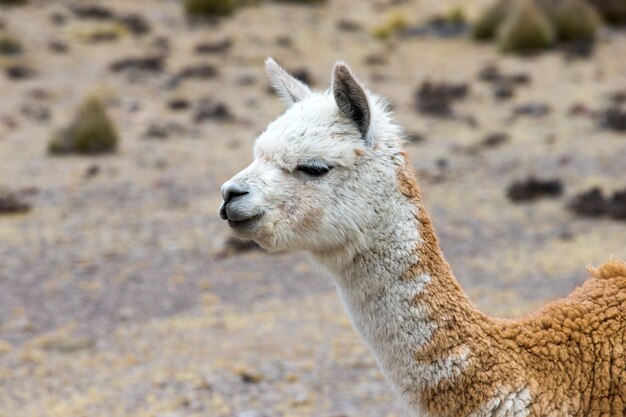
[364,53,388,66]
[85,164,100,178]
[569,187,626,220]
[337,19,362,31]
[6,65,36,80]
[143,120,186,140]
[599,106,626,132]
[20,103,51,122]
[194,98,233,123]
[150,36,170,55]
[424,15,468,37]
[290,68,313,85]
[110,56,164,73]
[506,177,563,203]
[195,38,232,54]
[414,80,469,117]
[608,189,626,220]
[236,73,256,86]
[609,90,626,106]
[403,16,468,38]
[240,372,261,384]
[118,14,151,36]
[169,63,218,87]
[569,187,606,217]
[560,40,595,60]
[436,158,449,171]
[27,88,51,100]
[0,191,31,215]
[275,35,292,48]
[512,102,551,118]
[510,73,530,85]
[50,12,67,25]
[1,115,18,129]
[167,98,190,111]
[477,64,501,82]
[568,103,592,117]
[493,82,515,100]
[481,132,509,148]
[477,64,530,86]
[70,5,116,20]
[48,40,69,53]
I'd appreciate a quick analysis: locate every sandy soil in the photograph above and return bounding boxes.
[1,0,626,416]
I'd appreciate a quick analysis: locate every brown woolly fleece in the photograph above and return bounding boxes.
[396,154,626,417]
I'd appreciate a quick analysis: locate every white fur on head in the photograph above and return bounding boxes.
[265,57,313,107]
[332,62,372,146]
[223,59,404,258]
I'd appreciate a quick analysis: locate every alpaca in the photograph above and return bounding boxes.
[219,58,626,417]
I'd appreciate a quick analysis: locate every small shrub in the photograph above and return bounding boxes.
[472,0,512,40]
[274,0,326,3]
[0,33,22,55]
[184,0,237,17]
[548,0,602,42]
[0,0,28,5]
[497,0,556,53]
[48,96,118,155]
[588,0,626,24]
[445,6,467,24]
[372,11,409,40]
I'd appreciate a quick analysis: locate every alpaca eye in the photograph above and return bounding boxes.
[296,162,331,178]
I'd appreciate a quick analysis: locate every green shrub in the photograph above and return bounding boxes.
[0,0,28,5]
[372,11,409,40]
[445,6,467,24]
[0,33,22,55]
[184,0,237,16]
[587,0,626,24]
[49,96,118,155]
[549,0,602,41]
[472,0,512,40]
[273,0,327,3]
[497,0,556,53]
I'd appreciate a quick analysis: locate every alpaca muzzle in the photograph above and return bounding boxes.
[219,181,265,228]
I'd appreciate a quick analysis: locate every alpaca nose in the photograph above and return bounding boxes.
[219,182,250,220]
[222,182,249,205]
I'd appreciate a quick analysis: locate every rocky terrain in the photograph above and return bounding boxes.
[1,0,626,416]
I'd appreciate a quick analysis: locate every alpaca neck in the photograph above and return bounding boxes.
[313,156,491,415]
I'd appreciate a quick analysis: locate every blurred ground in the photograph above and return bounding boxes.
[1,0,626,416]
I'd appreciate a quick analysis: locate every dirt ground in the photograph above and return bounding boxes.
[1,0,626,416]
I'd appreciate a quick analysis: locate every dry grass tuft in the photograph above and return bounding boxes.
[497,0,555,53]
[472,0,513,40]
[184,0,238,16]
[542,0,602,42]
[48,96,119,155]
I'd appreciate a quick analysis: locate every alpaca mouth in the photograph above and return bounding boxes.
[227,212,264,229]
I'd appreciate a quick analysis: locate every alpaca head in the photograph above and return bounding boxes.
[220,58,404,255]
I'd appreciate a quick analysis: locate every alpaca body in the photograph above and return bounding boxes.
[219,58,626,417]
[320,155,626,417]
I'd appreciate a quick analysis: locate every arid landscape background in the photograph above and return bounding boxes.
[1,0,626,416]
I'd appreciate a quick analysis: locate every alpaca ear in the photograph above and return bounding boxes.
[332,62,371,145]
[265,57,313,107]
